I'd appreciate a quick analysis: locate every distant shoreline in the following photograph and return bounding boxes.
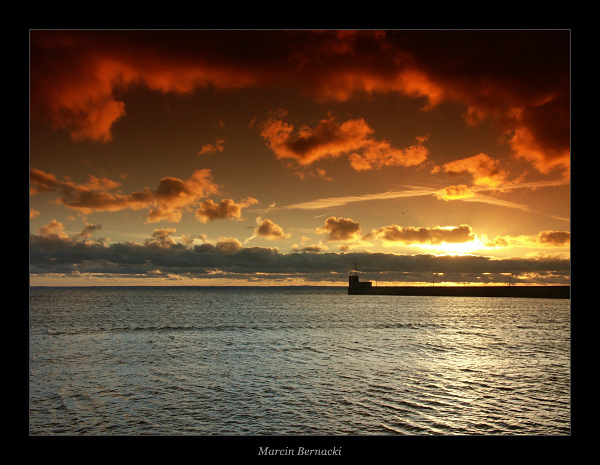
[29,285,347,290]
[30,284,570,291]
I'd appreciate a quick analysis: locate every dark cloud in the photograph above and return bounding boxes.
[30,230,570,285]
[537,230,570,247]
[215,237,244,254]
[484,230,570,248]
[144,228,178,247]
[253,219,291,240]
[73,223,102,240]
[316,217,362,242]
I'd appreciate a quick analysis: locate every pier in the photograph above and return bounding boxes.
[348,274,570,299]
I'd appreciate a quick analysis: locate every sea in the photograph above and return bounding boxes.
[29,286,571,437]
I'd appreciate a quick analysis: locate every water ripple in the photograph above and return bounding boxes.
[30,287,570,435]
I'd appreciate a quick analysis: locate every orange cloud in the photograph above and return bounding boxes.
[38,220,68,239]
[144,170,220,223]
[31,167,154,214]
[30,30,446,145]
[260,114,373,165]
[435,184,475,201]
[350,138,429,171]
[506,108,570,174]
[31,30,569,174]
[365,224,475,245]
[30,169,61,195]
[194,197,259,223]
[435,153,509,188]
[30,31,261,142]
[80,175,122,191]
[30,168,220,223]
[348,154,372,171]
[197,138,225,156]
[313,65,447,108]
[260,113,428,171]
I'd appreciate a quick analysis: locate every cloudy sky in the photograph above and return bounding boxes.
[29,29,570,286]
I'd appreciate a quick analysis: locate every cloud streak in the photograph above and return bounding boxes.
[280,179,569,221]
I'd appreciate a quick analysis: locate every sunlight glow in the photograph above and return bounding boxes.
[417,235,488,255]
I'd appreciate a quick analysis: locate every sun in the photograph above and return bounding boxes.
[419,235,488,256]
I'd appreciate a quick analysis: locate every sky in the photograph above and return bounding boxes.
[29,29,570,286]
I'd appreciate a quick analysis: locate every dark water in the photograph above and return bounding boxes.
[29,287,570,435]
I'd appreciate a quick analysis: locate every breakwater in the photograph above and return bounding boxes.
[348,284,570,299]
